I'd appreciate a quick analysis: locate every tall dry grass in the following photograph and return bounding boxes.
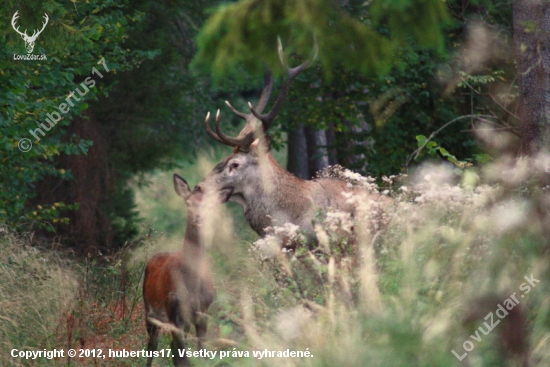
[197,153,550,367]
[3,145,550,366]
[0,228,78,366]
[0,225,162,366]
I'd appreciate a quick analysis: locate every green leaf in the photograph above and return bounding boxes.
[473,153,492,164]
[416,135,427,147]
[426,141,438,150]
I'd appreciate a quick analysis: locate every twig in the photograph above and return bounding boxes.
[405,114,496,167]
[302,299,326,313]
[488,92,520,120]
[460,127,516,132]
[503,75,517,112]
[459,77,481,95]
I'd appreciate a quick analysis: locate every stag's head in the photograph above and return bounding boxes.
[11,11,49,54]
[200,38,317,204]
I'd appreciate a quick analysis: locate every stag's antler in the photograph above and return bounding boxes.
[204,110,256,151]
[204,37,317,151]
[248,36,318,131]
[225,71,274,121]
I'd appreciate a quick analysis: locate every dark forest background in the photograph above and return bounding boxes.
[0,0,543,253]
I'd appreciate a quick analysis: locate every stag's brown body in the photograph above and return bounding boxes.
[206,150,362,239]
[143,175,214,367]
[247,160,358,236]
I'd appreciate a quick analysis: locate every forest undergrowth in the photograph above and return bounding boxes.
[2,148,550,366]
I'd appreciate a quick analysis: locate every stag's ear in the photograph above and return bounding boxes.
[249,135,271,156]
[173,174,191,199]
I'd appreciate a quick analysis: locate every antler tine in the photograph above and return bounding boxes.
[279,35,319,81]
[249,36,318,131]
[277,37,288,69]
[214,109,256,149]
[224,101,248,120]
[254,71,274,114]
[224,70,273,121]
[248,80,290,131]
[204,111,232,146]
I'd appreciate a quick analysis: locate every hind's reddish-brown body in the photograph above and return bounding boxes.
[143,175,215,367]
[143,252,213,326]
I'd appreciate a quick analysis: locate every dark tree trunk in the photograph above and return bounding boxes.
[513,0,550,155]
[32,113,114,254]
[305,127,329,178]
[326,122,338,166]
[287,125,310,179]
[338,117,370,172]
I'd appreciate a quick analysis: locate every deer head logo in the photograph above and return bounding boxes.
[11,11,49,54]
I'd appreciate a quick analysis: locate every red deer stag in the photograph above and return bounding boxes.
[200,38,389,243]
[143,175,219,367]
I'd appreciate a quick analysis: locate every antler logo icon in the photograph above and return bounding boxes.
[11,11,49,54]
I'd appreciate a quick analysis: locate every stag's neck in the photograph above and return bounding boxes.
[243,154,314,235]
[254,153,309,195]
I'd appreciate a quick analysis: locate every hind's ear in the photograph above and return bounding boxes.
[173,174,191,199]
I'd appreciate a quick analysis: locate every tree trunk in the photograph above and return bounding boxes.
[338,117,370,172]
[287,125,310,179]
[32,113,114,254]
[305,127,329,178]
[513,0,550,155]
[326,122,338,166]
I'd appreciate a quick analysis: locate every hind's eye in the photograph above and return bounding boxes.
[230,163,239,169]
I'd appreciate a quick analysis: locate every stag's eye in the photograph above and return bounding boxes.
[194,185,202,193]
[229,163,239,170]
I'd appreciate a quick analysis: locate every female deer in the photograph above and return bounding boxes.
[143,174,217,367]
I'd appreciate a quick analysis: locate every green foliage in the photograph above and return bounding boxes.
[192,0,450,78]
[370,0,449,52]
[279,45,478,177]
[457,70,506,89]
[0,0,222,247]
[416,135,469,168]
[415,135,491,168]
[0,0,153,231]
[106,183,140,245]
[86,0,232,246]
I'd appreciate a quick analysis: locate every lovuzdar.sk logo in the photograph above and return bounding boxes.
[11,10,48,61]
